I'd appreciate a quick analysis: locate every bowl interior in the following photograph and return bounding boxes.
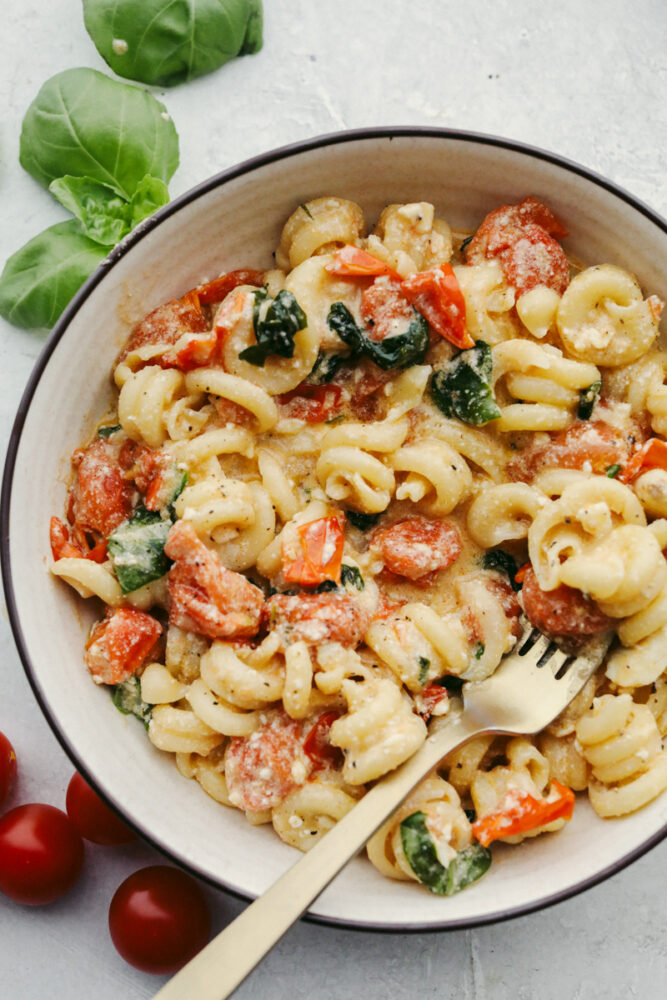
[6,131,667,929]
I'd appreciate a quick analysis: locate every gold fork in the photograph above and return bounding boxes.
[154,622,611,1000]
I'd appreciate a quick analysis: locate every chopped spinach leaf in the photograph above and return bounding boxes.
[308,351,346,384]
[239,288,307,366]
[606,463,621,478]
[97,423,121,438]
[474,642,485,660]
[112,676,152,729]
[400,811,491,895]
[315,579,338,593]
[346,510,382,531]
[481,550,521,591]
[327,301,429,370]
[341,565,364,590]
[430,341,501,425]
[107,506,172,594]
[577,380,602,420]
[418,656,431,685]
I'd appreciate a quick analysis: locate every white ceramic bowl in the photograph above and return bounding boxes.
[3,128,667,930]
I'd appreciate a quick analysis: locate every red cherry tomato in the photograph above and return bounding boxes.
[65,773,136,846]
[109,866,211,975]
[0,803,84,905]
[0,733,17,808]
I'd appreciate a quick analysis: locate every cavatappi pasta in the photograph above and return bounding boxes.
[50,194,667,898]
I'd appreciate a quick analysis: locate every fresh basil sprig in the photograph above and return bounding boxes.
[430,340,501,425]
[240,288,307,366]
[83,0,263,87]
[19,69,178,198]
[400,811,491,895]
[0,69,179,330]
[49,175,170,247]
[327,301,429,371]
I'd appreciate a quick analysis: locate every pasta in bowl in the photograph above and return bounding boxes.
[5,130,667,928]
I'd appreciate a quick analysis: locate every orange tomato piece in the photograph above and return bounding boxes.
[360,277,415,342]
[521,567,614,638]
[402,263,472,348]
[472,779,575,847]
[417,684,449,722]
[282,516,345,587]
[224,712,307,812]
[302,711,344,770]
[618,437,667,483]
[165,522,264,639]
[324,245,401,281]
[265,593,370,647]
[85,607,162,685]
[277,384,344,423]
[49,516,107,562]
[371,517,462,581]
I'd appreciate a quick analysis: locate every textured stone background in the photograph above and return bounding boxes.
[1,1,666,997]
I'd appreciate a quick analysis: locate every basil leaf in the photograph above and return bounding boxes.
[107,507,172,594]
[434,675,464,693]
[308,351,346,384]
[577,380,602,420]
[49,173,169,248]
[83,0,263,87]
[481,550,521,591]
[112,676,152,729]
[0,220,107,329]
[327,301,365,354]
[346,510,382,531]
[430,341,501,426]
[20,69,179,199]
[327,302,429,370]
[400,811,491,895]
[341,565,364,591]
[50,176,132,247]
[364,314,429,370]
[97,424,122,438]
[315,580,338,593]
[606,463,621,479]
[418,656,430,685]
[239,288,307,366]
[473,642,485,660]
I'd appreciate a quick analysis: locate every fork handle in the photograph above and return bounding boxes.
[153,713,483,1000]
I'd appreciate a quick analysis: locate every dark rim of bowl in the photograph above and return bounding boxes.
[2,125,667,933]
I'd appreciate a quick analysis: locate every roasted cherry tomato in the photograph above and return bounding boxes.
[371,517,462,581]
[360,278,415,342]
[66,773,136,846]
[303,712,343,769]
[0,803,84,905]
[522,567,614,637]
[109,866,211,975]
[0,733,17,808]
[278,384,344,422]
[225,712,305,812]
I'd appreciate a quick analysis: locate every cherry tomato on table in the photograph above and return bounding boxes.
[66,772,136,846]
[109,865,211,975]
[0,732,17,807]
[0,803,84,905]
